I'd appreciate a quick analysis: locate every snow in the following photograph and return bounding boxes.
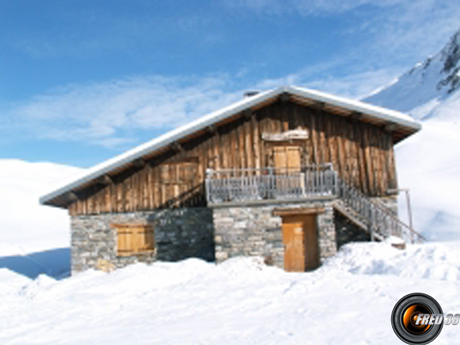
[1,244,460,344]
[0,159,83,277]
[363,29,460,241]
[365,29,460,115]
[40,85,420,207]
[365,67,460,241]
[2,30,460,343]
[325,242,460,281]
[2,157,459,344]
[396,117,460,241]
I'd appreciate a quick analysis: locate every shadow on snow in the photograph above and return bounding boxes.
[0,248,70,280]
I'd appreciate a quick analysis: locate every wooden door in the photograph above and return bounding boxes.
[282,215,319,272]
[272,145,304,195]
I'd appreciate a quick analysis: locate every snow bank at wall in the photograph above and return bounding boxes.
[324,242,460,281]
[2,245,460,345]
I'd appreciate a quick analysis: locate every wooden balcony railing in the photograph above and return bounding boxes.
[205,164,338,205]
[205,163,425,244]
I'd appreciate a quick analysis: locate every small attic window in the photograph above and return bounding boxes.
[111,223,155,256]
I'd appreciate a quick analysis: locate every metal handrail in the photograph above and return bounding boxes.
[336,177,425,244]
[204,164,424,244]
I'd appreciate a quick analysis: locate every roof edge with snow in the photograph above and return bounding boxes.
[40,85,421,207]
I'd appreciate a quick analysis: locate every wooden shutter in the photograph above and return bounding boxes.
[112,224,155,256]
[273,146,302,174]
[158,160,199,206]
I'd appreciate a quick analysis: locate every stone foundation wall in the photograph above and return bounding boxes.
[213,201,337,269]
[70,208,214,274]
[70,196,398,274]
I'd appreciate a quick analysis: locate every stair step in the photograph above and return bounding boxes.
[333,201,368,231]
[334,200,386,241]
[335,177,423,243]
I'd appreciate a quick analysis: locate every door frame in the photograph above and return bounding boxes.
[273,207,324,272]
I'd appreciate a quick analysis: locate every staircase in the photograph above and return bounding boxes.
[334,177,425,244]
[205,165,425,244]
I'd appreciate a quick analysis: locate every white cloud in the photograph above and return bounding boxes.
[305,69,402,99]
[228,0,460,72]
[226,0,399,15]
[6,75,244,148]
[361,1,460,63]
[254,67,401,99]
[3,67,401,150]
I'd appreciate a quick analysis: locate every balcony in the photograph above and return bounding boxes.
[205,163,338,206]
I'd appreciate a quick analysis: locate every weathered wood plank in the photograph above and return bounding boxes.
[252,114,261,172]
[69,101,398,215]
[362,123,375,196]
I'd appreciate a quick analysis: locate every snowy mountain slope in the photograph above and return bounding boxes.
[1,245,460,345]
[364,30,460,241]
[366,29,460,117]
[0,160,83,277]
[395,113,460,241]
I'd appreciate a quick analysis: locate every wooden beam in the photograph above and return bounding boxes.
[273,207,325,217]
[384,123,398,132]
[242,108,253,119]
[279,93,290,103]
[349,111,362,122]
[315,101,325,110]
[171,141,183,152]
[206,124,217,134]
[110,222,150,228]
[65,191,79,202]
[132,158,146,168]
[96,174,113,186]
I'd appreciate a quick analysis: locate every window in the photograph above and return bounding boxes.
[111,223,155,256]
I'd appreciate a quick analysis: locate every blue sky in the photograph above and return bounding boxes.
[0,0,459,167]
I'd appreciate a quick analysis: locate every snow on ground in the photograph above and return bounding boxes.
[396,117,460,241]
[1,39,460,342]
[1,243,460,344]
[364,29,460,241]
[0,160,83,277]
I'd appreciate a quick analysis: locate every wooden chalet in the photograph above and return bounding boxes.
[40,86,423,273]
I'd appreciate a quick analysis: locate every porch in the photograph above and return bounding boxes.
[205,164,425,244]
[205,163,338,206]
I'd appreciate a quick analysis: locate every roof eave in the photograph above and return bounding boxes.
[40,85,422,208]
[39,87,285,206]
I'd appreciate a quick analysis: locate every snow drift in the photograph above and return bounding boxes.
[2,244,460,345]
[0,160,83,278]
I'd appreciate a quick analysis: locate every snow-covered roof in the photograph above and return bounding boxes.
[40,85,421,207]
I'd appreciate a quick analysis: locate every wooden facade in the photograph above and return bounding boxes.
[68,100,397,216]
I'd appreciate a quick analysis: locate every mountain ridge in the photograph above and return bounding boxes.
[365,28,460,117]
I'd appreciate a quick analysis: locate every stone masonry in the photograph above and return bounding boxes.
[71,197,393,274]
[213,201,337,269]
[70,207,214,274]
